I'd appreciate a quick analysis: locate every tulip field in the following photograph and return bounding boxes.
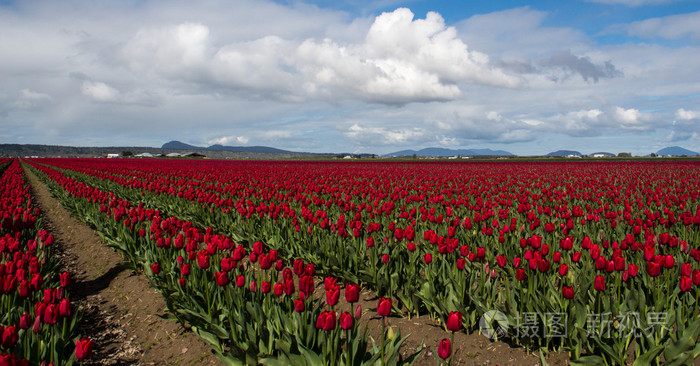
[5,158,700,365]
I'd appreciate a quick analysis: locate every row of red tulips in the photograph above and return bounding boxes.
[0,159,92,366]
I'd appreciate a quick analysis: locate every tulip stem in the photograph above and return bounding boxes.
[346,328,353,366]
[449,331,455,366]
[381,317,386,366]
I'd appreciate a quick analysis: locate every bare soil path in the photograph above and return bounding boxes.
[23,164,221,366]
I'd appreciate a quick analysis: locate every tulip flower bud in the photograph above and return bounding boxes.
[377,297,391,317]
[438,338,451,359]
[446,311,462,332]
[75,338,94,360]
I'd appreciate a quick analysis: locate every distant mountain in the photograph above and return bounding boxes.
[386,147,514,157]
[546,150,582,157]
[207,144,291,154]
[162,141,200,150]
[656,146,698,156]
[162,140,291,154]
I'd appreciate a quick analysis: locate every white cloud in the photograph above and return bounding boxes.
[81,81,120,102]
[115,8,518,104]
[586,0,684,6]
[208,136,249,146]
[676,108,699,120]
[344,123,427,145]
[14,89,52,109]
[549,107,660,136]
[667,108,700,142]
[609,11,700,40]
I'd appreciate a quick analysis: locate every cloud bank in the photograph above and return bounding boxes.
[0,0,698,155]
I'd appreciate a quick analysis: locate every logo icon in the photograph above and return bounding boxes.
[479,310,509,340]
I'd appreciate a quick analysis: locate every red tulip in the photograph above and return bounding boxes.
[299,275,314,294]
[181,264,191,276]
[283,279,295,296]
[340,312,353,330]
[43,288,54,304]
[446,311,462,332]
[215,272,229,287]
[59,272,71,288]
[513,257,522,268]
[0,353,15,366]
[345,283,360,303]
[647,261,661,277]
[562,285,574,299]
[382,254,389,264]
[681,263,691,277]
[32,312,43,333]
[293,259,304,275]
[282,268,293,282]
[18,280,30,297]
[150,263,160,275]
[273,283,283,297]
[75,338,94,360]
[558,264,569,276]
[572,251,582,262]
[43,304,58,325]
[496,255,506,267]
[196,252,209,269]
[294,298,305,312]
[594,275,605,292]
[366,237,374,248]
[304,263,315,276]
[261,281,271,293]
[236,275,245,287]
[221,257,235,272]
[407,242,416,252]
[259,254,272,270]
[253,241,264,255]
[516,268,526,281]
[30,274,41,291]
[693,270,700,286]
[1,325,18,348]
[316,311,336,331]
[377,297,392,317]
[19,313,32,330]
[663,255,675,269]
[424,253,432,264]
[324,277,337,290]
[680,276,692,292]
[59,298,71,317]
[553,252,561,263]
[438,338,451,359]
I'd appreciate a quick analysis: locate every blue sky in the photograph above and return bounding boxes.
[1,0,699,155]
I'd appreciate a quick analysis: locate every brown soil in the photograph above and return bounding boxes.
[23,165,221,366]
[23,162,571,366]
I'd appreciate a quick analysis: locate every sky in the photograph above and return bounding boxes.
[1,0,699,156]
